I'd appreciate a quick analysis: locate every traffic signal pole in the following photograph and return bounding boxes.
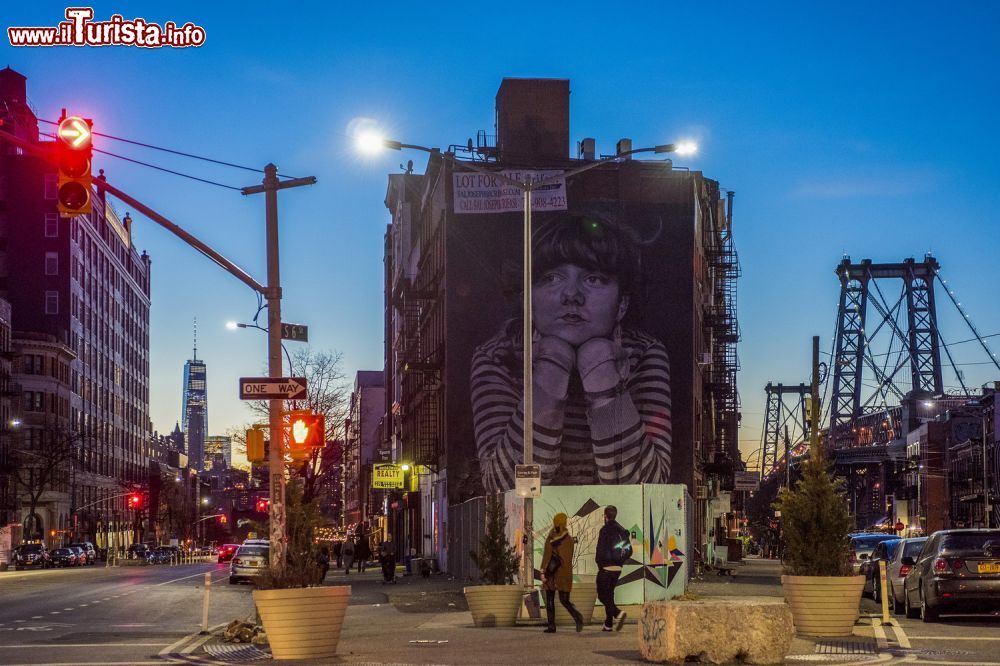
[242,165,316,570]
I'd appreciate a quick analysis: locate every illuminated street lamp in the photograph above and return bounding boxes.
[359,132,696,588]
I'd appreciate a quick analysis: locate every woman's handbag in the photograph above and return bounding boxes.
[544,536,564,576]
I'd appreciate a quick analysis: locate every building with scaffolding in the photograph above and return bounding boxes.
[381,78,740,570]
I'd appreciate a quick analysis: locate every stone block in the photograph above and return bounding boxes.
[639,599,793,664]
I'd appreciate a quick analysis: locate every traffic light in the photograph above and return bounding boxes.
[54,115,92,217]
[246,427,265,463]
[286,410,324,461]
[255,498,269,513]
[127,493,142,510]
[218,514,228,524]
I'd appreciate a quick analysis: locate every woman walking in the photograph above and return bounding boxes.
[540,512,584,633]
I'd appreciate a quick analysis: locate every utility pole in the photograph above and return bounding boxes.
[242,165,316,570]
[983,398,992,528]
[810,336,820,457]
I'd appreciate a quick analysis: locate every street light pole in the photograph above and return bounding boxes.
[363,136,695,590]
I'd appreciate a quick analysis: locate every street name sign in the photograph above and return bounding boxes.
[733,470,760,492]
[372,463,404,489]
[514,463,541,498]
[239,376,307,400]
[281,322,309,342]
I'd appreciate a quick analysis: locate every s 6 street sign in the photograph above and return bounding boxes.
[281,322,308,342]
[239,376,307,400]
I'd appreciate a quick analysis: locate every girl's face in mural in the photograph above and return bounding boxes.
[533,263,628,347]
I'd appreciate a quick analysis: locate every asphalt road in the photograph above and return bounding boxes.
[859,596,1000,664]
[0,561,251,665]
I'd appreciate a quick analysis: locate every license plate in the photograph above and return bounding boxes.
[248,561,258,567]
[977,562,1000,573]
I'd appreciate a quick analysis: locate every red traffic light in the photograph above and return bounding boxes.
[218,514,228,524]
[255,498,269,513]
[54,115,92,217]
[128,493,142,509]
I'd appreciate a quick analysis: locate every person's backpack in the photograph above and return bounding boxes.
[611,527,633,566]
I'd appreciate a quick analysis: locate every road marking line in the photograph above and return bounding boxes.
[905,636,1000,641]
[0,643,172,650]
[890,621,911,648]
[13,620,24,623]
[78,604,88,607]
[871,617,888,650]
[154,567,217,587]
[49,611,59,615]
[180,633,214,655]
[63,608,72,611]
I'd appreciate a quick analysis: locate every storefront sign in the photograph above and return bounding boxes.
[373,463,404,489]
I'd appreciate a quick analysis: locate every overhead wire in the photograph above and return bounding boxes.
[39,117,302,180]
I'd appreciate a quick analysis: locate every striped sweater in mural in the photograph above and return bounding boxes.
[471,327,672,493]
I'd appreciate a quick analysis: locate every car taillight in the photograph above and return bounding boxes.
[951,558,965,571]
[933,558,950,573]
[899,564,912,577]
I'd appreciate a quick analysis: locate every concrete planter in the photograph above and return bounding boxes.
[463,585,523,627]
[553,576,598,626]
[252,585,350,660]
[781,575,865,637]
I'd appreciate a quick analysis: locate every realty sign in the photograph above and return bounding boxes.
[372,463,404,489]
[453,169,567,214]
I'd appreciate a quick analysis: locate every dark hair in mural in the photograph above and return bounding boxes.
[532,212,642,300]
[470,211,673,494]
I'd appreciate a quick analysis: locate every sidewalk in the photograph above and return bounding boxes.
[191,559,880,665]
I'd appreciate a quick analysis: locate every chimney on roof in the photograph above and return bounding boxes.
[495,78,569,165]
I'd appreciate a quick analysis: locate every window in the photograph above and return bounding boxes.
[44,213,59,238]
[45,252,58,276]
[44,174,57,200]
[45,290,59,315]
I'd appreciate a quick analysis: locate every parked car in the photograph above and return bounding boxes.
[885,537,928,613]
[67,546,87,566]
[849,533,900,574]
[217,544,240,563]
[49,548,78,567]
[230,543,269,584]
[861,538,901,601]
[127,543,150,560]
[903,529,1000,621]
[68,542,97,565]
[12,543,50,570]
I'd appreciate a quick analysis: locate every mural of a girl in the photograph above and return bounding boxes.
[471,212,672,493]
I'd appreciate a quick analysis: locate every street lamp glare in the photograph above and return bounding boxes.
[674,140,698,156]
[356,131,386,154]
[225,321,238,330]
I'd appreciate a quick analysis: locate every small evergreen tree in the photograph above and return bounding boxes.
[470,494,519,585]
[255,480,324,589]
[774,437,853,576]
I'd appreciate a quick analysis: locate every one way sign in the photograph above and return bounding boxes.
[239,377,308,400]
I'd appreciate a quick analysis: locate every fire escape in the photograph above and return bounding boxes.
[703,188,741,472]
[395,227,443,472]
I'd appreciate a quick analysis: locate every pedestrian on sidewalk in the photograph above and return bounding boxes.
[333,540,343,569]
[379,534,397,584]
[355,533,371,573]
[342,537,355,575]
[317,546,330,583]
[540,512,584,633]
[596,505,630,632]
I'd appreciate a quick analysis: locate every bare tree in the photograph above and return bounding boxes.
[9,419,88,541]
[239,347,351,504]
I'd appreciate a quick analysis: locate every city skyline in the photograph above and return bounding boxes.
[2,2,998,466]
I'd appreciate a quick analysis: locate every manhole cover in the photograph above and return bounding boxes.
[203,644,271,661]
[816,639,877,655]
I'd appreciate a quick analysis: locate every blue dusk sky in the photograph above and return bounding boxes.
[3,2,999,466]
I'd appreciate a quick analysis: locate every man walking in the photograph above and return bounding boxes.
[596,505,631,632]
